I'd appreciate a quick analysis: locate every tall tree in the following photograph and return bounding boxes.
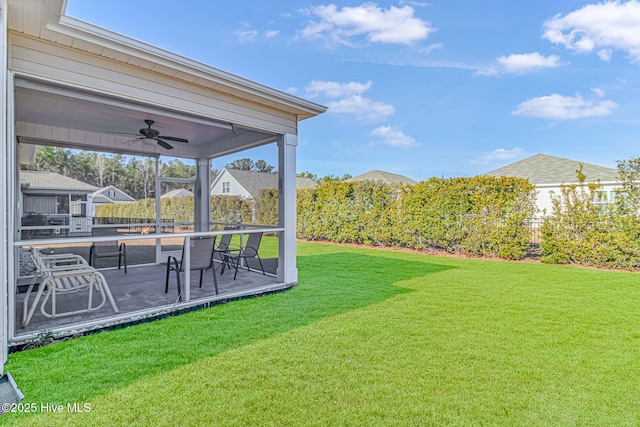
[297,171,318,181]
[33,146,70,175]
[255,159,274,173]
[227,158,255,171]
[95,154,106,187]
[226,158,275,173]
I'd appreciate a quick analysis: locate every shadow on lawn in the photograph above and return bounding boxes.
[4,252,451,422]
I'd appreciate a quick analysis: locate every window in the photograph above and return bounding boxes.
[593,190,619,207]
[222,182,230,194]
[108,190,116,198]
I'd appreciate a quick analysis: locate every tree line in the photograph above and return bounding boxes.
[22,147,279,200]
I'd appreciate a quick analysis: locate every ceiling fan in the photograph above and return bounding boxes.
[118,119,189,150]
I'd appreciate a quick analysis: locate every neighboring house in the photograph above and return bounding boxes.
[346,170,417,185]
[211,167,317,198]
[20,171,97,234]
[161,189,193,199]
[92,185,135,216]
[483,153,621,217]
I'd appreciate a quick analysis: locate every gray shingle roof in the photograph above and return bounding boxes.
[346,170,416,185]
[161,189,193,198]
[20,171,98,192]
[483,154,619,185]
[220,168,317,198]
[295,177,317,189]
[93,186,135,203]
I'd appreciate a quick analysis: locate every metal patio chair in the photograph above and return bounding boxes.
[89,227,127,273]
[222,232,265,280]
[165,235,218,301]
[212,231,239,271]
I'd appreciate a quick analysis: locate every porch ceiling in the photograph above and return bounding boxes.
[14,82,276,160]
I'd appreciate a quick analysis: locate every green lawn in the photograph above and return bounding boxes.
[2,242,640,426]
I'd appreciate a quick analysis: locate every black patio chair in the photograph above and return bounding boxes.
[212,231,239,271]
[89,227,127,273]
[222,232,265,280]
[165,235,218,301]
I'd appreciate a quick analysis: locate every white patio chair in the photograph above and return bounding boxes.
[22,249,119,327]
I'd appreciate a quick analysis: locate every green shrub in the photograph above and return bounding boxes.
[297,177,536,260]
[403,176,536,259]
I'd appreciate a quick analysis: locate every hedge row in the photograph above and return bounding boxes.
[95,170,640,268]
[98,196,246,225]
[297,177,537,260]
[97,194,279,226]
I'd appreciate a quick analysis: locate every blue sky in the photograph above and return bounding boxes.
[66,0,640,181]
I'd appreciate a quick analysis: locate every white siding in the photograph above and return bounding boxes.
[23,195,57,214]
[535,182,622,218]
[210,170,251,198]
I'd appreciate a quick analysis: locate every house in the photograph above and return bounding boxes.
[0,0,326,383]
[20,171,97,235]
[92,186,135,216]
[161,189,193,199]
[346,170,417,185]
[211,167,317,199]
[483,153,621,217]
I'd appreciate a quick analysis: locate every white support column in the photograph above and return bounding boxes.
[194,158,210,232]
[154,158,162,264]
[277,133,298,284]
[0,0,9,372]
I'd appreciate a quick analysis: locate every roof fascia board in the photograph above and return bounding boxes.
[535,181,621,188]
[210,168,230,189]
[48,12,326,118]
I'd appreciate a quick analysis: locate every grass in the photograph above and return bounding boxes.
[2,241,640,425]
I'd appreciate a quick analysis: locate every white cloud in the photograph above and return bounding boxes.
[476,52,561,76]
[591,87,605,97]
[234,25,258,43]
[327,95,395,122]
[265,30,281,38]
[305,80,373,98]
[371,126,419,148]
[299,3,435,46]
[419,42,443,54]
[471,148,526,166]
[598,48,613,62]
[543,0,640,62]
[513,93,618,120]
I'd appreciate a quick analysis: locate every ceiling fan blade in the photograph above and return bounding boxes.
[108,131,142,137]
[158,135,189,143]
[124,137,144,144]
[156,139,174,150]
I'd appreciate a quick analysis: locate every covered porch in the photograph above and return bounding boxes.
[4,0,326,347]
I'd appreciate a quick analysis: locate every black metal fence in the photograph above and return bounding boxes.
[93,217,174,225]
